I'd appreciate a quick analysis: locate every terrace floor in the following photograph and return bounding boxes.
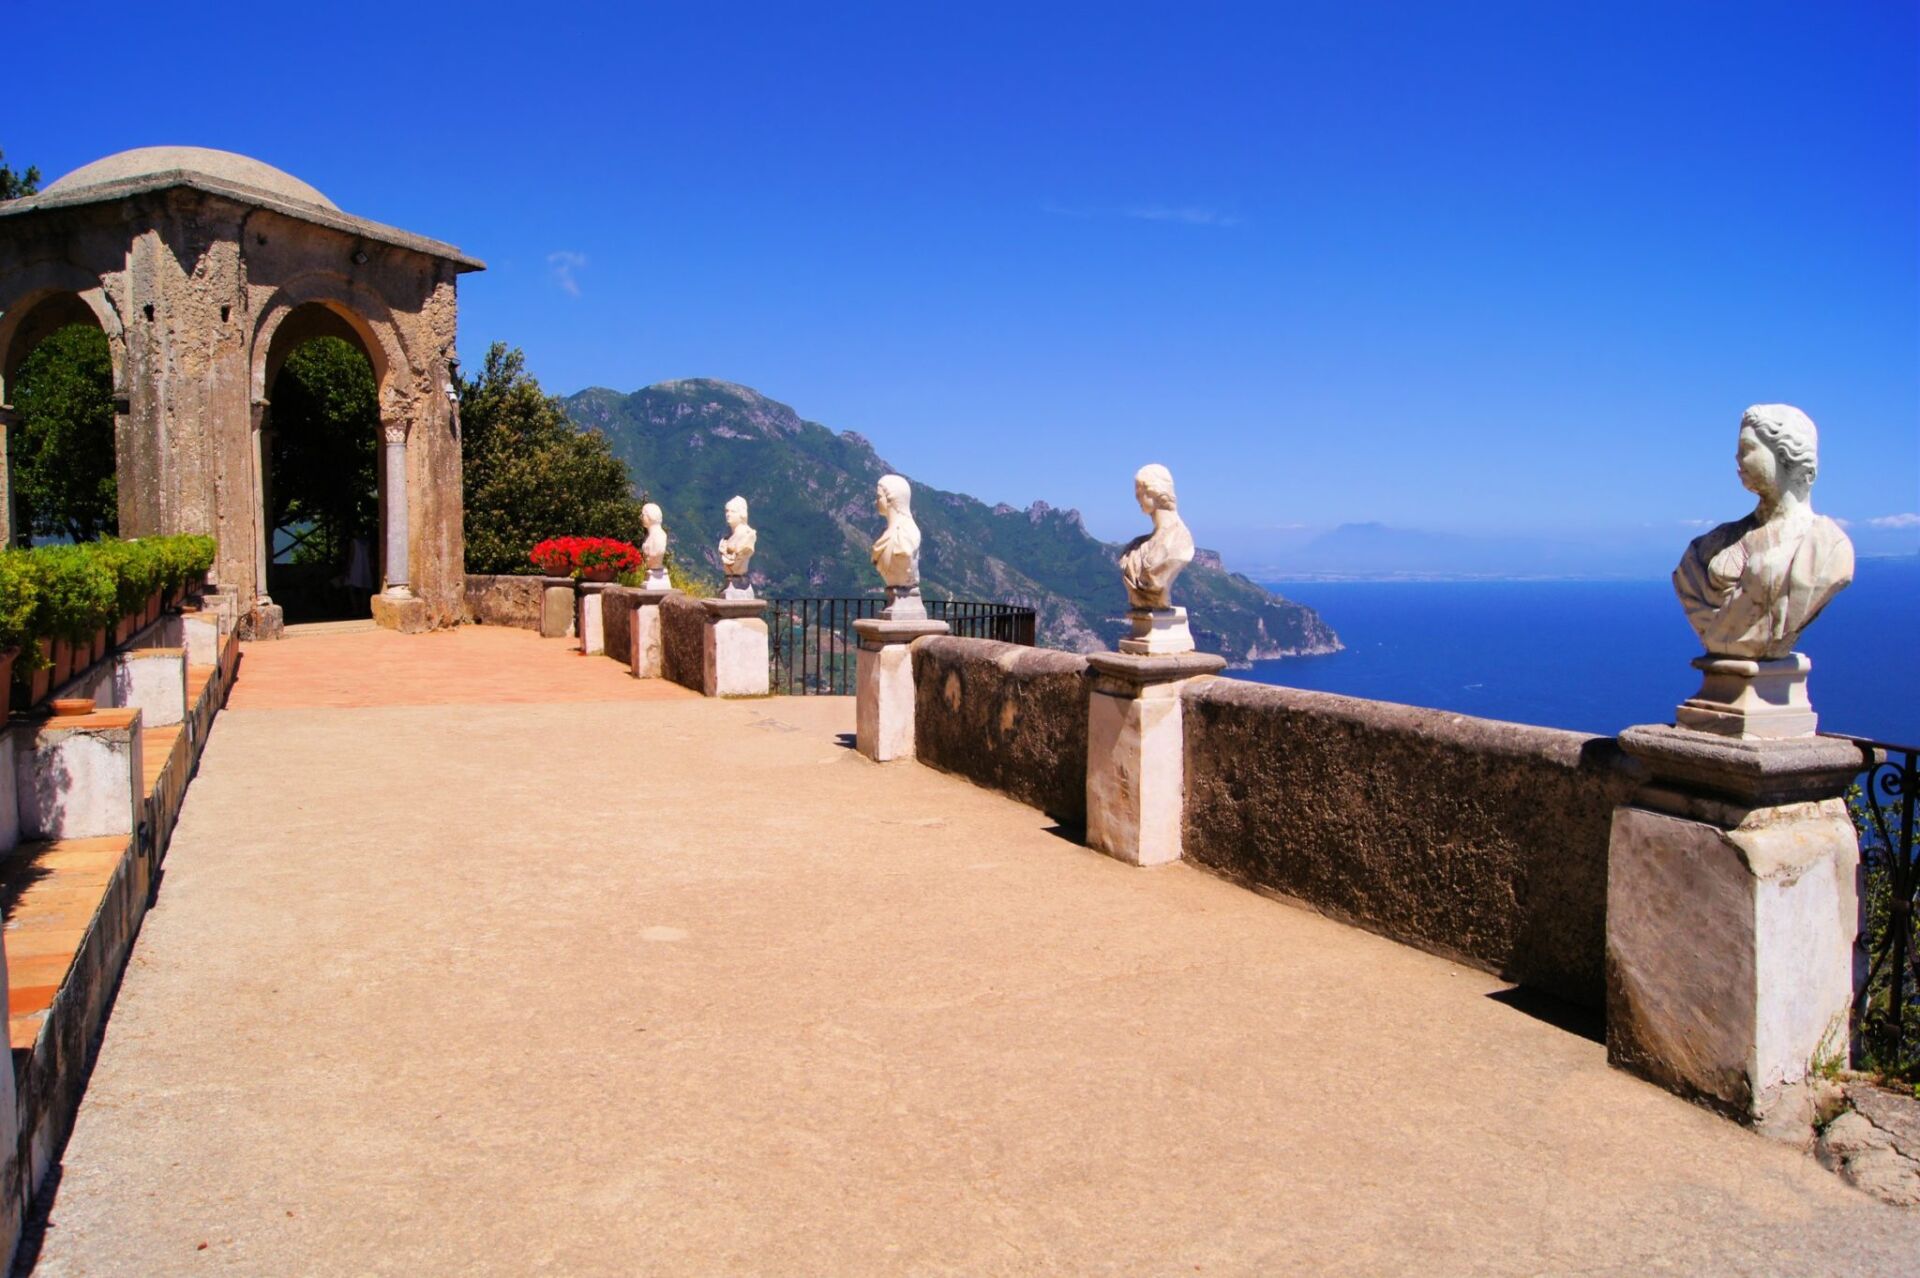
[21,626,1920,1274]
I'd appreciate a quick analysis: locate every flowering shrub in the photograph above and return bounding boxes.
[529,536,643,579]
[0,534,219,665]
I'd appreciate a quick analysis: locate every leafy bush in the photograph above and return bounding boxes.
[31,545,117,641]
[0,551,38,654]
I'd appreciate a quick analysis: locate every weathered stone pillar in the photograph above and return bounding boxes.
[382,423,412,599]
[250,401,272,605]
[1085,651,1225,866]
[628,588,677,677]
[853,618,949,762]
[577,581,612,656]
[1607,725,1867,1141]
[698,598,770,697]
[539,576,575,639]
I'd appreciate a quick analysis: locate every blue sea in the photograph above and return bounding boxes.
[1246,556,1920,745]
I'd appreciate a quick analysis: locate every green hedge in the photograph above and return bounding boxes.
[0,535,215,661]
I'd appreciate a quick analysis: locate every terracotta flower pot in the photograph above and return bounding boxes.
[580,564,618,583]
[51,638,73,687]
[0,649,14,708]
[50,697,95,718]
[116,613,136,645]
[18,639,53,710]
[91,627,107,665]
[146,589,162,626]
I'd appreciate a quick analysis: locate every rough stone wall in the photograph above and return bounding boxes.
[463,575,543,629]
[912,636,1090,826]
[661,593,707,692]
[600,587,640,666]
[1182,678,1640,1007]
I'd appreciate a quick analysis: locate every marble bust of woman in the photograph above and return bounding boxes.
[640,502,670,589]
[717,495,757,597]
[1673,404,1853,660]
[1118,463,1195,610]
[871,473,925,617]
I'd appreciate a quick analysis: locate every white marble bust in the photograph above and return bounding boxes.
[871,474,921,590]
[1118,463,1195,610]
[717,495,758,598]
[1674,404,1854,660]
[640,502,670,590]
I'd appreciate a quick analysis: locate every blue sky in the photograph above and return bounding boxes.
[9,2,1916,563]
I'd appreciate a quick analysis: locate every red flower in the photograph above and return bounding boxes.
[529,536,643,579]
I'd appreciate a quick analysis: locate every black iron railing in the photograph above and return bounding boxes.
[1827,733,1919,1080]
[766,597,1037,695]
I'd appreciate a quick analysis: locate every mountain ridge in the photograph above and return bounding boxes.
[562,378,1340,663]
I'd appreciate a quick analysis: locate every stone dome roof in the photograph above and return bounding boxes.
[44,147,336,210]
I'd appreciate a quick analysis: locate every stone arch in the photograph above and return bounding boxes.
[0,264,126,407]
[250,275,407,410]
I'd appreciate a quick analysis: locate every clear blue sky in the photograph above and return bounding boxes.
[10,1,1916,560]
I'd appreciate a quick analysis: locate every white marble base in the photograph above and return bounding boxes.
[1677,653,1817,739]
[880,585,927,622]
[1607,797,1857,1126]
[853,618,949,762]
[1084,651,1224,866]
[642,568,671,591]
[113,648,188,727]
[700,599,769,697]
[1119,606,1195,656]
[722,577,756,601]
[15,710,143,841]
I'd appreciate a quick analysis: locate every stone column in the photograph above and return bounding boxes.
[381,423,412,599]
[539,576,576,639]
[0,405,17,547]
[250,401,272,605]
[1085,651,1225,866]
[628,588,678,678]
[698,598,770,697]
[1607,725,1868,1141]
[369,423,430,633]
[853,617,950,762]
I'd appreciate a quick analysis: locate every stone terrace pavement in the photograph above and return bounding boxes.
[21,628,1920,1275]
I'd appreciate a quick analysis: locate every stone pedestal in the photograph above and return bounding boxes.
[113,648,188,727]
[1085,651,1225,866]
[240,602,284,641]
[577,581,614,656]
[538,577,575,639]
[1676,653,1817,739]
[369,593,430,635]
[14,708,143,841]
[853,618,949,762]
[1607,725,1869,1138]
[628,589,677,678]
[881,585,928,622]
[1119,606,1195,656]
[699,599,770,698]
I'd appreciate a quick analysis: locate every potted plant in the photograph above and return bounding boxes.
[35,546,116,689]
[528,536,643,583]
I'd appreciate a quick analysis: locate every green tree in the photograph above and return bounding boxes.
[9,324,117,542]
[459,343,648,573]
[0,147,39,200]
[268,337,379,569]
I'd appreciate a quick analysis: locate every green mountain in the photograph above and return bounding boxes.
[562,379,1341,664]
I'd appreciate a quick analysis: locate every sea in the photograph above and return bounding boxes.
[1246,555,1920,745]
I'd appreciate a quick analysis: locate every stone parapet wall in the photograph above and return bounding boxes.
[464,575,545,629]
[1181,678,1639,1007]
[912,637,1091,826]
[600,588,641,666]
[660,594,708,692]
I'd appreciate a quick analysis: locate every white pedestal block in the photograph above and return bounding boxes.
[700,599,770,698]
[853,618,949,762]
[114,648,188,727]
[629,590,676,679]
[1676,652,1818,739]
[1119,606,1195,656]
[15,709,143,841]
[577,583,612,656]
[1084,651,1225,866]
[1609,725,1869,1135]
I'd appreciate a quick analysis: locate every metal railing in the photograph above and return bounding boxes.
[766,597,1037,695]
[1827,732,1919,1079]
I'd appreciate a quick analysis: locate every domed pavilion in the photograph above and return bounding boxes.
[0,147,485,634]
